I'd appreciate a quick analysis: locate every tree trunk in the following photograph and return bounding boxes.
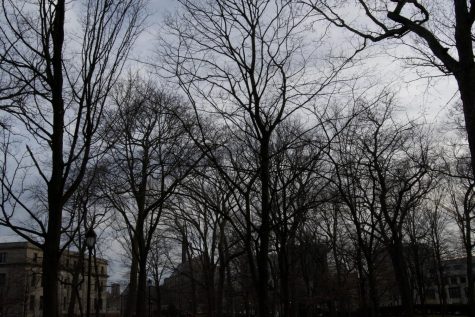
[463,206,475,317]
[67,254,85,317]
[157,285,162,317]
[355,248,367,315]
[256,134,271,317]
[42,0,65,316]
[43,237,61,317]
[217,237,226,317]
[454,0,475,179]
[367,262,379,317]
[185,244,198,315]
[206,267,216,317]
[388,243,414,317]
[136,249,148,317]
[436,251,447,316]
[278,242,290,317]
[125,254,138,317]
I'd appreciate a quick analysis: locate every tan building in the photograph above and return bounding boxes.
[0,241,108,317]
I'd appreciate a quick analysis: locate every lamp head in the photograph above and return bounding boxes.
[85,228,97,249]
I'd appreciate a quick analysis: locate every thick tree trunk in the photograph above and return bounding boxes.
[413,251,426,306]
[225,246,235,317]
[134,220,149,317]
[206,267,216,317]
[367,263,379,317]
[42,244,60,317]
[136,253,148,317]
[453,0,475,178]
[125,254,138,317]
[185,245,198,315]
[462,205,475,317]
[216,235,226,317]
[42,1,65,317]
[388,243,414,317]
[278,243,290,317]
[466,250,474,317]
[155,285,161,317]
[256,134,271,317]
[445,5,475,313]
[457,77,475,317]
[458,73,475,177]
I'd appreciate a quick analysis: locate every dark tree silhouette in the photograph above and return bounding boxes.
[0,1,145,316]
[101,77,203,317]
[306,0,475,194]
[161,0,357,314]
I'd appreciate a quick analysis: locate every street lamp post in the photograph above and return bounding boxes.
[85,228,97,317]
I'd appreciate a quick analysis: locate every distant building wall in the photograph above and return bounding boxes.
[0,242,108,317]
[425,257,473,305]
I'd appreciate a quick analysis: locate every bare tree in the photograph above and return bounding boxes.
[167,177,230,317]
[363,102,434,317]
[324,95,435,317]
[443,148,475,315]
[269,122,329,317]
[404,205,433,307]
[324,100,385,316]
[0,1,145,316]
[423,190,451,312]
[160,0,359,315]
[100,77,203,317]
[306,0,475,185]
[60,163,111,317]
[147,234,175,317]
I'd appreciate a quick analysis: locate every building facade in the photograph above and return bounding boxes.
[425,257,474,305]
[0,242,108,317]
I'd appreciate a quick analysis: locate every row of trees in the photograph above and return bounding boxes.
[0,1,474,317]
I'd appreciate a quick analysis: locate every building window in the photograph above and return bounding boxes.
[0,252,6,263]
[461,276,467,283]
[33,252,38,263]
[450,277,458,285]
[29,295,35,311]
[31,273,36,287]
[63,296,67,311]
[0,273,6,286]
[101,266,105,275]
[449,287,461,299]
[39,296,43,310]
